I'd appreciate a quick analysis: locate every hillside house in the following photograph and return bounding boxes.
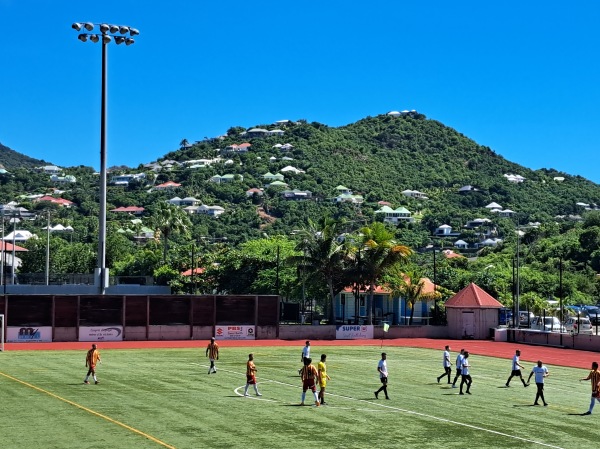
[197,205,225,217]
[266,180,289,189]
[402,189,428,199]
[281,189,312,200]
[335,185,353,195]
[335,193,364,204]
[210,174,242,184]
[110,206,145,215]
[50,175,76,183]
[485,202,502,211]
[262,172,285,182]
[465,218,492,229]
[458,185,479,194]
[434,224,460,237]
[375,206,413,224]
[246,188,264,197]
[154,181,181,190]
[109,173,146,186]
[504,174,525,183]
[280,166,305,174]
[453,240,469,249]
[39,165,62,175]
[34,196,74,208]
[269,129,285,136]
[2,230,36,243]
[245,128,269,138]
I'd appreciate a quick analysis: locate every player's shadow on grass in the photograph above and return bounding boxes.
[567,412,591,416]
[512,404,537,407]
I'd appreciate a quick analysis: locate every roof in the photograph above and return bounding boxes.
[445,283,503,309]
[0,241,28,252]
[110,206,145,213]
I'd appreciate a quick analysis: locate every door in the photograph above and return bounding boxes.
[462,311,475,338]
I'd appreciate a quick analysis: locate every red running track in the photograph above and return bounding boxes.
[4,338,599,370]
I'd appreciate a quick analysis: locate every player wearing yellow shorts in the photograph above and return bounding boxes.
[318,354,331,405]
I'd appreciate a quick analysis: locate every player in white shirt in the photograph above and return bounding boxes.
[527,360,549,406]
[437,345,452,384]
[506,349,529,387]
[374,352,390,400]
[298,340,311,375]
[451,349,465,388]
[459,351,472,395]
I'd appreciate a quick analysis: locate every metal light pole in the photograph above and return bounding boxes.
[72,22,138,294]
[45,210,51,285]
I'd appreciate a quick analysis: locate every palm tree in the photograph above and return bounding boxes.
[179,138,189,150]
[292,218,347,324]
[385,268,441,325]
[359,222,412,324]
[151,203,192,263]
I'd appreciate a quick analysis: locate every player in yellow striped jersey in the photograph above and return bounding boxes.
[243,353,261,397]
[581,361,600,415]
[84,344,101,384]
[206,337,219,374]
[300,358,320,406]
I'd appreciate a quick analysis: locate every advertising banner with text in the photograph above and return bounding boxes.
[7,326,53,343]
[215,325,256,340]
[335,325,374,340]
[79,326,124,341]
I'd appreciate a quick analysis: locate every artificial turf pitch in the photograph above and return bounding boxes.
[0,345,597,449]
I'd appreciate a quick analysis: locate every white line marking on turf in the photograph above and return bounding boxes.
[194,363,565,449]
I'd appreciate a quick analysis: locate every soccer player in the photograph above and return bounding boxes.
[580,361,600,415]
[527,360,549,406]
[505,349,529,387]
[300,357,320,406]
[299,340,311,374]
[206,337,219,374]
[374,352,390,400]
[459,351,472,395]
[84,343,101,385]
[243,353,262,397]
[437,345,452,384]
[451,349,464,388]
[318,354,331,405]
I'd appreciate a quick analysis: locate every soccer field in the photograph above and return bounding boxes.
[0,345,596,449]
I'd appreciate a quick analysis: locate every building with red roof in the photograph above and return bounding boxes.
[445,283,503,339]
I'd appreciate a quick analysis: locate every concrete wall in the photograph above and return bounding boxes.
[124,326,147,341]
[278,325,337,340]
[373,325,449,339]
[192,326,215,340]
[54,327,77,342]
[514,329,600,352]
[147,325,190,340]
[256,326,278,339]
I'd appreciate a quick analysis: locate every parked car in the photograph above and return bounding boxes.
[582,306,600,325]
[499,308,513,326]
[563,316,593,335]
[519,311,535,328]
[531,316,566,333]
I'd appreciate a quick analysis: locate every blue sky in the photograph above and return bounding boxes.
[1,1,600,183]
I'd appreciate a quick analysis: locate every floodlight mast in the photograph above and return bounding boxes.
[72,22,138,293]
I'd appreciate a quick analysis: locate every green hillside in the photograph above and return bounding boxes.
[2,113,600,311]
[0,142,48,169]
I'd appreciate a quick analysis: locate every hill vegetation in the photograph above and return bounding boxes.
[2,113,600,317]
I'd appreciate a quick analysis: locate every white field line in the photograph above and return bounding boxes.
[193,363,565,449]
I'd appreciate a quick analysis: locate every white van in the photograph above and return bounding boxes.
[531,316,566,333]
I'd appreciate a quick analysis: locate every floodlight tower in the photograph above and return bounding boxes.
[71,22,139,293]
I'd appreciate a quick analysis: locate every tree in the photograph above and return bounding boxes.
[384,268,441,325]
[292,218,347,324]
[150,203,192,263]
[358,222,412,324]
[179,139,189,150]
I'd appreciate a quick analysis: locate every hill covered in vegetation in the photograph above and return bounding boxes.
[3,112,600,313]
